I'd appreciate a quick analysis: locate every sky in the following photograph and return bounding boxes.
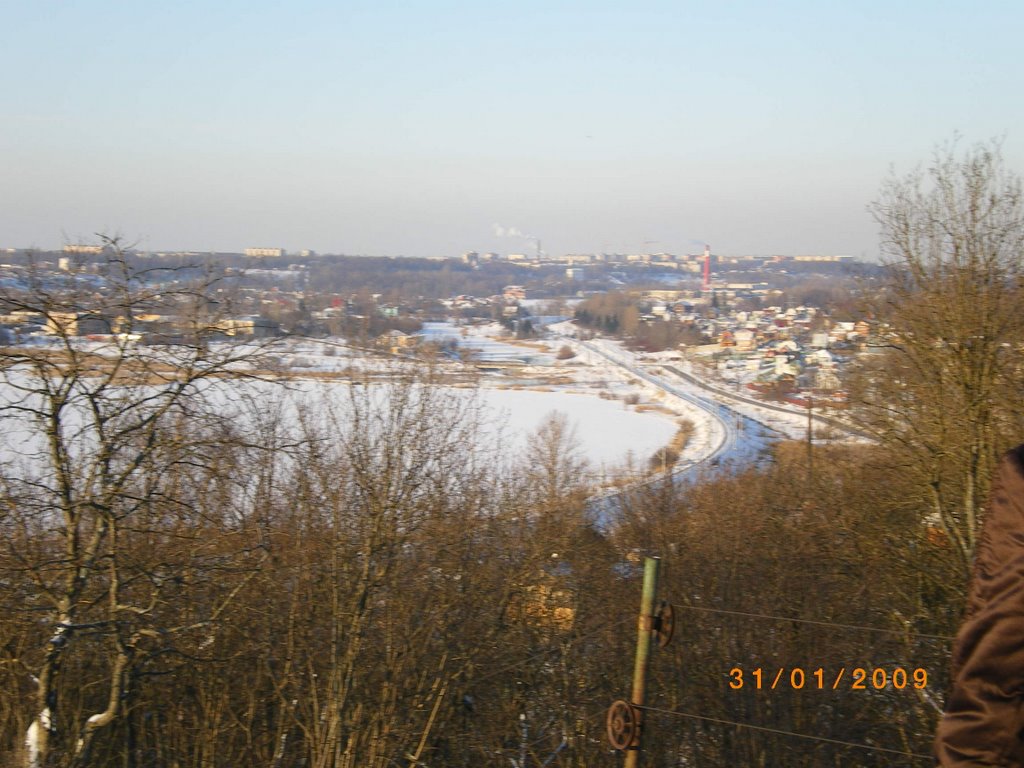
[3,0,1023,259]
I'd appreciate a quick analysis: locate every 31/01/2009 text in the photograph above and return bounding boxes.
[728,667,928,691]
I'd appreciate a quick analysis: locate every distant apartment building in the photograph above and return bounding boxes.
[44,312,111,337]
[214,316,280,337]
[63,244,104,255]
[792,254,854,262]
[768,254,854,263]
[244,247,285,258]
[564,253,595,264]
[376,329,419,355]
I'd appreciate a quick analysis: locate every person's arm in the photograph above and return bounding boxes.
[936,446,1024,766]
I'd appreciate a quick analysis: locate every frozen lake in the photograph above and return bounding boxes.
[475,385,677,469]
[0,375,678,476]
[279,380,678,471]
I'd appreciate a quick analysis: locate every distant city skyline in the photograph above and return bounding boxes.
[3,1,1023,260]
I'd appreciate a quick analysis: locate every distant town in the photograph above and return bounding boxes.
[0,242,880,412]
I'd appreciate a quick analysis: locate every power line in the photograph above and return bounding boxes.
[469,615,635,687]
[675,603,954,642]
[638,703,934,762]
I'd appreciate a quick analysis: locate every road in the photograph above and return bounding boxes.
[546,325,868,527]
[658,362,869,440]
[575,337,784,528]
[575,338,740,467]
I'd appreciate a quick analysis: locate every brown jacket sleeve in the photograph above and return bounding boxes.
[936,444,1024,766]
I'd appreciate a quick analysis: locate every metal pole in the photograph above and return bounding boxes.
[807,396,814,484]
[625,557,660,768]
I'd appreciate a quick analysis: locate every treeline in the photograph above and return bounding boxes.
[574,292,640,336]
[574,292,704,351]
[611,442,962,766]
[300,257,556,303]
[0,367,965,767]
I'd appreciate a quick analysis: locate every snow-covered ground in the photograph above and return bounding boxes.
[544,319,860,444]
[418,322,556,365]
[4,318,859,485]
[0,374,677,476]
[477,386,676,471]
[410,320,786,472]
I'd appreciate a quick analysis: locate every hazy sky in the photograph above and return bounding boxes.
[4,1,1023,258]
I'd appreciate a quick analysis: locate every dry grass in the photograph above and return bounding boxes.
[634,404,675,415]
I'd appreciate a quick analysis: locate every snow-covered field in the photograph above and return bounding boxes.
[417,321,557,365]
[0,376,677,476]
[476,385,676,470]
[4,318,860,481]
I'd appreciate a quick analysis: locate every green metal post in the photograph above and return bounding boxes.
[625,556,660,768]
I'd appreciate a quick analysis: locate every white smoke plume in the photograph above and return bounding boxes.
[493,223,537,242]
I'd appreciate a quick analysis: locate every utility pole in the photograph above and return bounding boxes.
[806,395,814,485]
[625,557,660,768]
[607,557,672,763]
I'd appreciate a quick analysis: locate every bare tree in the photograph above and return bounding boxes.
[0,237,276,767]
[276,368,499,768]
[857,140,1024,573]
[521,411,590,511]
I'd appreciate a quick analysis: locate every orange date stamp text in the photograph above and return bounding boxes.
[728,666,928,691]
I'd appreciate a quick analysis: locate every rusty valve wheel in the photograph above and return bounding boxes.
[606,700,640,750]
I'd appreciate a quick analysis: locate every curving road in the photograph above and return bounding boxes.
[572,337,781,528]
[658,363,869,440]
[575,338,740,468]
[549,327,864,528]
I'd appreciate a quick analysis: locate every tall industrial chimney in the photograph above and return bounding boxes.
[702,245,711,291]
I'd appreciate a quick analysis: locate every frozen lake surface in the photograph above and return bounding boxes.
[475,385,677,469]
[0,375,679,475]
[277,379,678,471]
